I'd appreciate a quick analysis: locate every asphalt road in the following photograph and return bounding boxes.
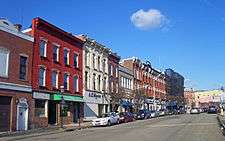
[2,113,225,141]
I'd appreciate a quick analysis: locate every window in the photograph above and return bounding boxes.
[85,71,88,89]
[53,45,59,62]
[74,76,79,92]
[103,59,106,73]
[93,54,95,69]
[35,100,46,117]
[98,75,101,91]
[111,81,114,92]
[116,83,119,93]
[40,40,47,57]
[51,71,58,88]
[19,56,27,80]
[39,67,46,87]
[0,48,9,77]
[74,53,78,68]
[103,77,106,92]
[115,67,118,77]
[64,49,69,65]
[110,65,113,76]
[97,56,100,70]
[93,73,96,90]
[64,73,69,90]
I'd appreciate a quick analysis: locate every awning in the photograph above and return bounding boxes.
[51,94,84,102]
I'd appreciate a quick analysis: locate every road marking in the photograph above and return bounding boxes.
[148,122,217,128]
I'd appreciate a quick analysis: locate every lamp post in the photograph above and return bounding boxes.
[60,86,65,128]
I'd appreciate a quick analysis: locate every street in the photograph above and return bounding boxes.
[1,114,225,141]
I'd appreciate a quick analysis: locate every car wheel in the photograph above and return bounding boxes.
[107,120,111,126]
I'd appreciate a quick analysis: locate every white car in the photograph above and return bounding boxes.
[92,112,120,126]
[190,108,200,114]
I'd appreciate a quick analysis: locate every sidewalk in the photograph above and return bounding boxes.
[217,114,225,134]
[0,122,92,140]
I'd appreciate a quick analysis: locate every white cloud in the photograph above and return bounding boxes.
[130,9,168,30]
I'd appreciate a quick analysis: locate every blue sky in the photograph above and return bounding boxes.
[1,0,225,90]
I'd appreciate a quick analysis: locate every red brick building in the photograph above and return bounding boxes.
[24,17,84,128]
[120,57,166,111]
[0,19,34,131]
[108,51,120,111]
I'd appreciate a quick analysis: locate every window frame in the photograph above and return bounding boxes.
[39,38,47,57]
[0,47,10,78]
[51,70,59,89]
[73,75,79,92]
[19,55,28,80]
[52,43,60,63]
[63,48,70,66]
[73,52,79,68]
[64,73,70,90]
[39,66,46,87]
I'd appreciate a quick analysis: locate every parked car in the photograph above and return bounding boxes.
[208,106,217,114]
[159,109,166,116]
[92,112,120,126]
[150,110,159,118]
[190,108,200,114]
[119,112,134,123]
[137,109,151,119]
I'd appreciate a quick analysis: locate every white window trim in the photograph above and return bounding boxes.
[74,75,79,92]
[53,43,60,62]
[39,38,47,57]
[64,48,70,65]
[39,66,46,87]
[74,52,79,68]
[0,48,10,78]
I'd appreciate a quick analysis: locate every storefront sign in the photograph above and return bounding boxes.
[51,94,84,102]
[33,92,50,100]
[84,91,110,104]
[88,92,102,99]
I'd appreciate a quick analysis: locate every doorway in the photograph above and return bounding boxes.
[17,98,28,131]
[0,96,11,132]
[48,101,57,125]
[73,103,80,123]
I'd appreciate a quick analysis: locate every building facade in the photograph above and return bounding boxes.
[0,19,34,131]
[165,68,185,110]
[184,88,195,113]
[120,57,166,111]
[108,51,120,112]
[25,17,84,128]
[118,65,134,112]
[80,35,111,120]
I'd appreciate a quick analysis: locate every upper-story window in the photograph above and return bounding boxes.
[103,59,106,73]
[98,75,101,91]
[19,56,28,80]
[93,73,96,90]
[85,71,88,89]
[64,49,69,65]
[64,73,69,90]
[40,39,47,57]
[73,53,78,68]
[97,56,100,70]
[115,67,118,77]
[73,76,79,92]
[51,70,58,88]
[0,48,9,77]
[85,50,89,67]
[39,67,46,87]
[103,77,106,92]
[53,44,59,62]
[93,54,96,69]
[110,65,113,76]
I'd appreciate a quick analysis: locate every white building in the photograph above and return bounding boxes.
[79,35,111,120]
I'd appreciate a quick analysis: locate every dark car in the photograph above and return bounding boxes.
[137,109,151,120]
[119,112,134,123]
[208,106,217,114]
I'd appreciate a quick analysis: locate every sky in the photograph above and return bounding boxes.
[1,0,225,90]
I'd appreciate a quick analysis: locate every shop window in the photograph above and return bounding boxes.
[35,100,46,117]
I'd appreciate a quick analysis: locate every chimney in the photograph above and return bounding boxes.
[14,24,22,31]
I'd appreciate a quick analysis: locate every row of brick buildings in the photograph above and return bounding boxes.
[0,17,184,132]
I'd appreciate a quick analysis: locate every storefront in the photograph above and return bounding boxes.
[83,91,110,121]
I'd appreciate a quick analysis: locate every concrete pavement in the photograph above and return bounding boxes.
[1,114,225,141]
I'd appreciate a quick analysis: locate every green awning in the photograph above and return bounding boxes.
[51,94,84,102]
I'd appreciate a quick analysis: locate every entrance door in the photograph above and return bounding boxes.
[48,101,56,125]
[73,103,80,123]
[17,105,28,131]
[0,96,11,132]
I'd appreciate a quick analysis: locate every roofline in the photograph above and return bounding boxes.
[0,24,34,42]
[32,17,83,44]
